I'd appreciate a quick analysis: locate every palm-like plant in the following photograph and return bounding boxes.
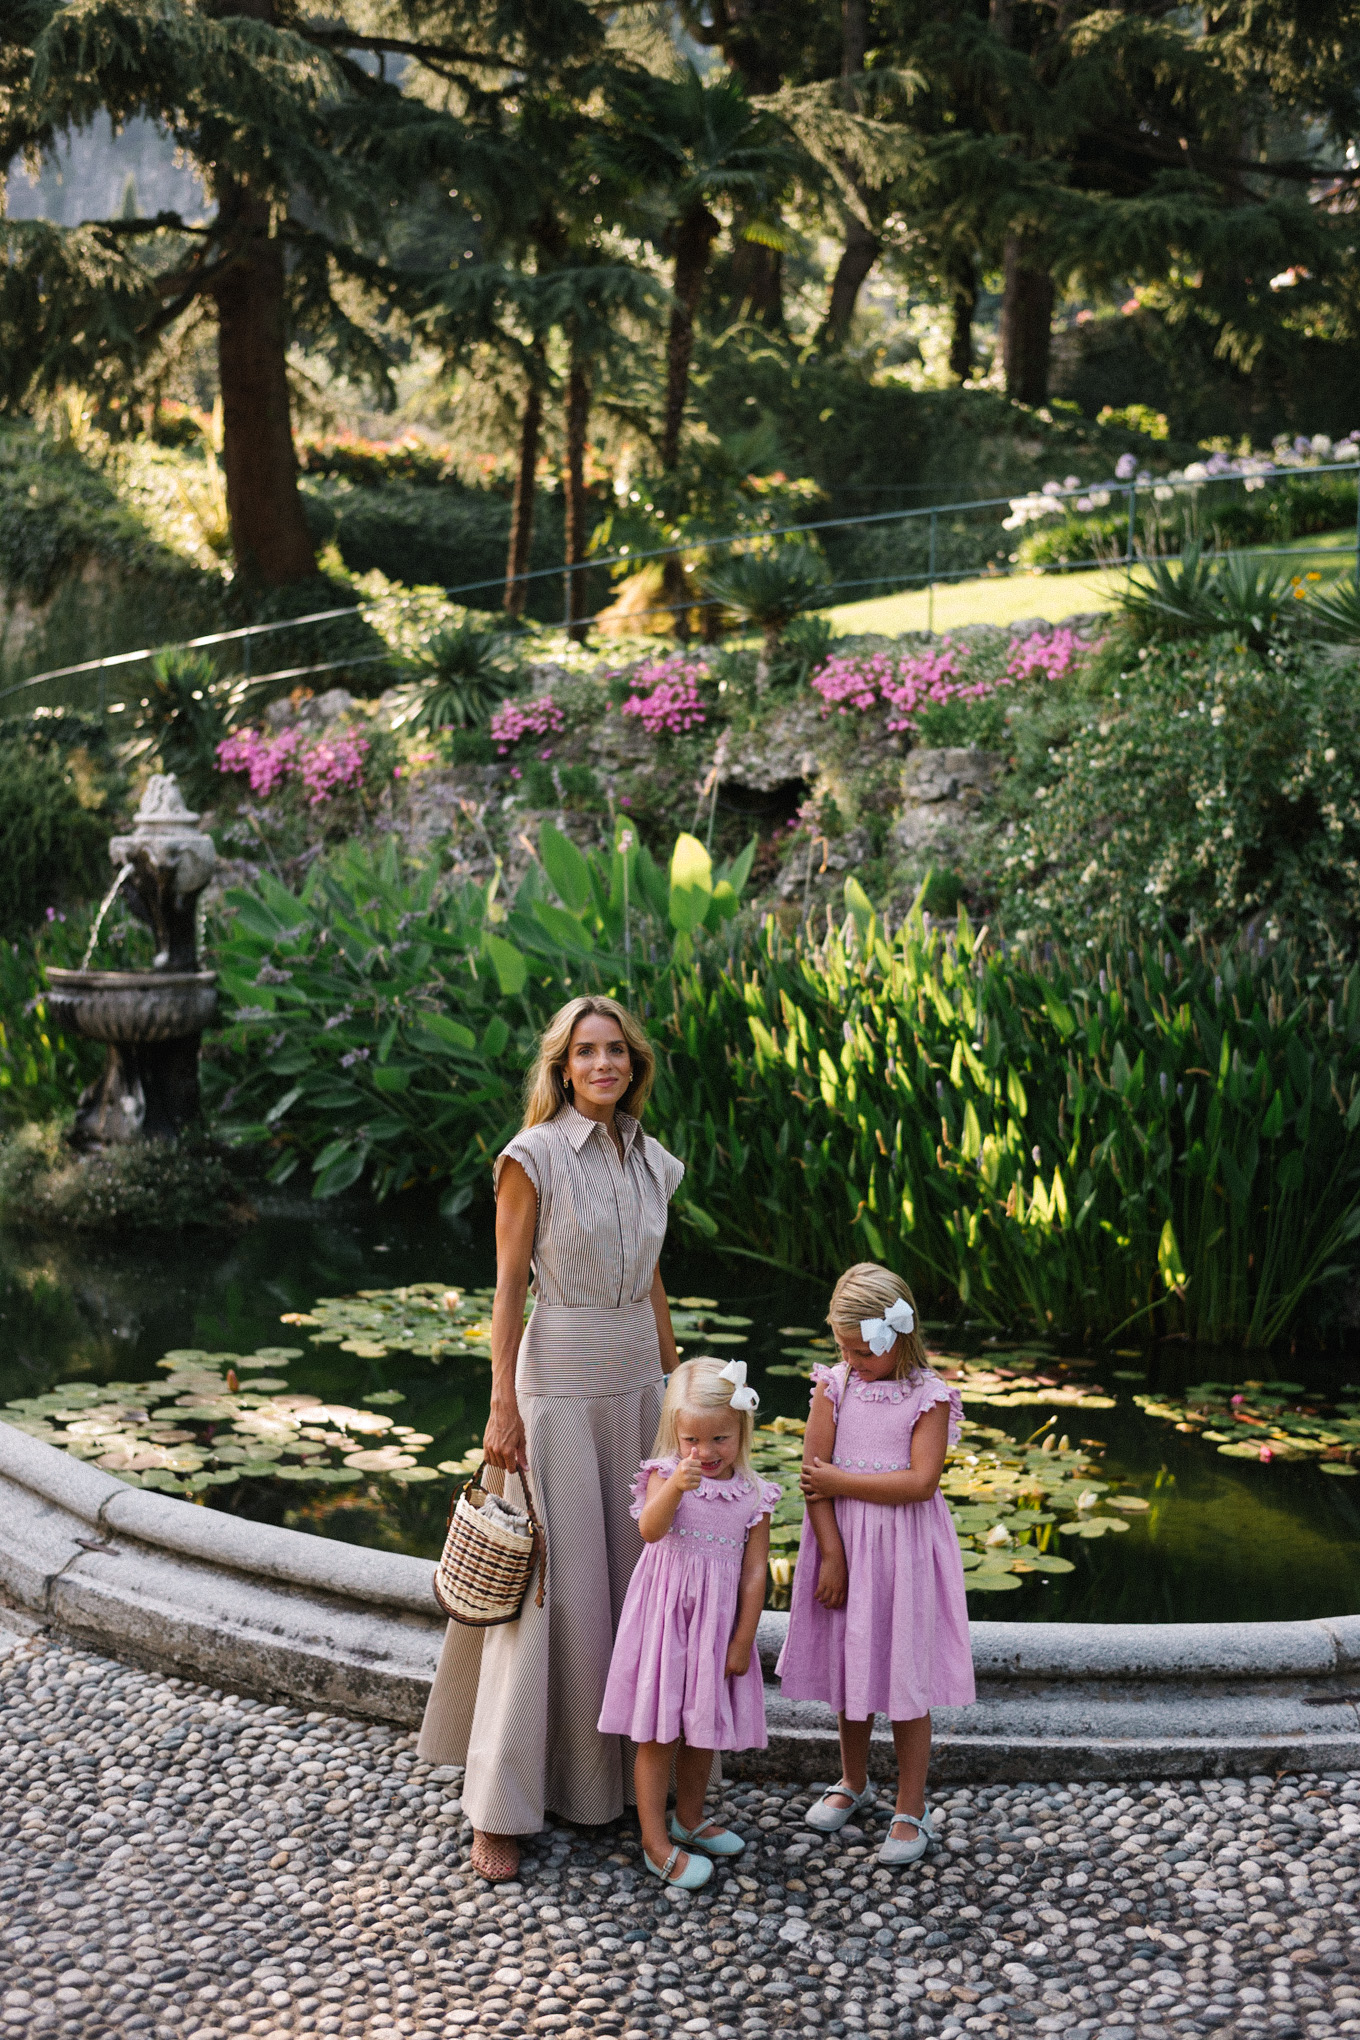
[1298,572,1360,647]
[396,622,522,733]
[598,66,803,471]
[701,544,830,684]
[1118,543,1295,652]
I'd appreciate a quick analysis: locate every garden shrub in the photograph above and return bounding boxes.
[0,723,115,940]
[998,637,1360,958]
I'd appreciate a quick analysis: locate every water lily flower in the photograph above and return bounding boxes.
[985,1523,1013,1546]
[1076,1489,1100,1511]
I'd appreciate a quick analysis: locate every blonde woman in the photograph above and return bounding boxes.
[417,994,686,1883]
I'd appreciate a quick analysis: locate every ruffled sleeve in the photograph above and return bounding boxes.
[810,1360,849,1416]
[746,1478,782,1530]
[630,1457,675,1520]
[641,1131,685,1202]
[911,1373,964,1449]
[493,1127,548,1207]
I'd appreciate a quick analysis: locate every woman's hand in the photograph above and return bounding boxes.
[724,1637,753,1678]
[482,1396,527,1472]
[800,1456,844,1503]
[813,1542,849,1609]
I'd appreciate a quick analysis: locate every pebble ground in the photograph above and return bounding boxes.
[4,1622,1360,2040]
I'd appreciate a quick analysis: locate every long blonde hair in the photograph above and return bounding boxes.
[521,994,656,1129]
[652,1357,756,1478]
[827,1262,928,1382]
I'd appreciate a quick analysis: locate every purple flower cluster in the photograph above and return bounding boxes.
[619,655,710,739]
[216,724,370,807]
[489,696,566,754]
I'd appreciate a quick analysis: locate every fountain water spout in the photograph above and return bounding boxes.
[80,864,134,971]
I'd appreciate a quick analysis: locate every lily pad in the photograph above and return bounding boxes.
[1320,1463,1359,1476]
[1218,1442,1269,1459]
[1025,1554,1077,1574]
[965,1572,1023,1592]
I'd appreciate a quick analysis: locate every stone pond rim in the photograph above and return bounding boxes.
[3,1422,1359,1781]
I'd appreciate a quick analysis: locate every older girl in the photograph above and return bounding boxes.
[776,1262,974,1866]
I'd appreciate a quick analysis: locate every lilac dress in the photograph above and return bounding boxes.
[776,1364,976,1720]
[598,1459,782,1751]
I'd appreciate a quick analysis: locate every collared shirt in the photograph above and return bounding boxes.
[494,1104,685,1308]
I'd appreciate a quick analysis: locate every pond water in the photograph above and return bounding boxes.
[2,1202,1358,1626]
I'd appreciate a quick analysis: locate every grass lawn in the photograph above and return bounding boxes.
[825,529,1360,638]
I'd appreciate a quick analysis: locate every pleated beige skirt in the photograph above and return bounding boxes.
[416,1300,665,1835]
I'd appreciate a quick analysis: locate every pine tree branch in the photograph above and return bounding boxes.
[299,27,512,71]
[90,212,213,237]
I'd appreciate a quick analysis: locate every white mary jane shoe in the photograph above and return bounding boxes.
[877,1806,936,1867]
[804,1780,874,1834]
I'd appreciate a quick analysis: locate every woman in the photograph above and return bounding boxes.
[417,993,685,1882]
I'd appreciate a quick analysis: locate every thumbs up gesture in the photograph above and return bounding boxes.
[674,1444,705,1492]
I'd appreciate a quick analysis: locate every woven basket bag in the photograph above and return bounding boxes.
[433,1470,546,1627]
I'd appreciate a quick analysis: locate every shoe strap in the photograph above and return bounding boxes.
[822,1780,864,1807]
[889,1808,934,1838]
[660,1845,683,1880]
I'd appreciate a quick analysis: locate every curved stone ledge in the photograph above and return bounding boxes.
[4,1422,1359,1778]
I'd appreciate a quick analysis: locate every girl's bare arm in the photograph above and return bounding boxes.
[800,1400,951,1506]
[725,1513,771,1677]
[483,1159,535,1471]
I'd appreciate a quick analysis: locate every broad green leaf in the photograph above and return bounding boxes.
[670,834,713,932]
[419,1013,477,1052]
[372,1065,411,1094]
[538,823,593,913]
[482,933,528,995]
[534,901,596,951]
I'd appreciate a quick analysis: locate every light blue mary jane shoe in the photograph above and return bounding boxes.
[644,1843,714,1890]
[668,1813,746,1858]
[877,1806,937,1867]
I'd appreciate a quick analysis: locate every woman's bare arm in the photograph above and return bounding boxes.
[800,1399,951,1506]
[649,1264,681,1374]
[483,1159,535,1471]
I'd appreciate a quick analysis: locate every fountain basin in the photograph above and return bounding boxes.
[45,969,218,1045]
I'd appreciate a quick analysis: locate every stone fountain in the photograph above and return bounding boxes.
[45,776,219,1145]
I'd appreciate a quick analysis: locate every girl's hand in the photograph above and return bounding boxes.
[673,1446,704,1493]
[814,1544,849,1609]
[724,1638,752,1678]
[800,1456,843,1503]
[483,1398,527,1472]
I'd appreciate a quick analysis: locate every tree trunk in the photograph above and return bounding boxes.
[211,195,317,588]
[820,0,878,349]
[949,258,977,383]
[730,234,784,326]
[1001,233,1054,406]
[562,345,590,642]
[504,376,542,617]
[662,202,720,471]
[823,215,880,348]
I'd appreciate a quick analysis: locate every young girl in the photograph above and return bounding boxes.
[776,1263,974,1866]
[599,1356,781,1890]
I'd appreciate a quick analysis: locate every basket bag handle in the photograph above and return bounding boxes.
[446,1463,547,1612]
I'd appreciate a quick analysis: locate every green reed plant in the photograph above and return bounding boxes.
[647,892,1360,1346]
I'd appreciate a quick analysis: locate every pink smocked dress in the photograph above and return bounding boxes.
[776,1364,976,1720]
[598,1459,782,1751]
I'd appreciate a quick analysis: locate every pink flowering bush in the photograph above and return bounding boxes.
[619,655,709,739]
[216,724,371,807]
[811,629,1092,740]
[1006,628,1085,683]
[489,696,566,754]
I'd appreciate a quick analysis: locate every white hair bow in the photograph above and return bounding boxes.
[718,1359,760,1412]
[860,1296,915,1355]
